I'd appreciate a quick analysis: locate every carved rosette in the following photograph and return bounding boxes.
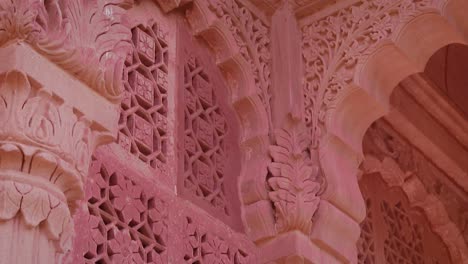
[267,126,324,234]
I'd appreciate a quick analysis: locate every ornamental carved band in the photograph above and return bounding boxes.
[301,0,441,147]
[205,0,272,122]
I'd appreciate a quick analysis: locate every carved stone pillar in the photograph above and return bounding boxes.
[0,1,130,263]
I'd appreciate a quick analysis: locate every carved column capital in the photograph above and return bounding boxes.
[0,1,131,263]
[0,67,115,262]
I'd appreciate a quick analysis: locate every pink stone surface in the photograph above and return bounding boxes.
[68,147,256,263]
[176,23,243,231]
[425,43,468,118]
[0,0,466,263]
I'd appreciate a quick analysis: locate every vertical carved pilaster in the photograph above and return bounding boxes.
[0,70,94,263]
[0,0,131,263]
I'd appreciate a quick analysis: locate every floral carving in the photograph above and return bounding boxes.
[118,23,169,174]
[267,126,323,234]
[207,0,272,122]
[73,156,168,263]
[108,229,144,264]
[0,70,94,176]
[78,214,106,258]
[301,0,437,147]
[202,236,231,264]
[110,174,146,224]
[182,217,250,264]
[0,0,132,102]
[0,143,74,251]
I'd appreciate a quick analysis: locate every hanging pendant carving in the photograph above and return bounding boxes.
[268,126,324,234]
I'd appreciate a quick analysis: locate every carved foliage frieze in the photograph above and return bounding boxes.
[207,0,272,118]
[301,0,438,147]
[0,70,93,178]
[0,0,132,102]
[267,126,324,234]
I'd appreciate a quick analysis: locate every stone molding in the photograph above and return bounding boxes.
[185,0,274,242]
[302,0,459,149]
[0,0,132,102]
[187,0,272,126]
[0,70,109,262]
[0,71,95,178]
[390,75,468,193]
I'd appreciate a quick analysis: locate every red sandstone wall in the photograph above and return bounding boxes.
[67,2,253,263]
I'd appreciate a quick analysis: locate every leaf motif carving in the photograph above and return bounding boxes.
[0,0,132,101]
[0,178,70,242]
[0,71,31,129]
[46,200,70,240]
[21,187,51,226]
[0,181,21,220]
[302,0,438,147]
[0,0,42,45]
[267,127,322,234]
[207,0,272,123]
[35,0,132,101]
[0,71,94,179]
